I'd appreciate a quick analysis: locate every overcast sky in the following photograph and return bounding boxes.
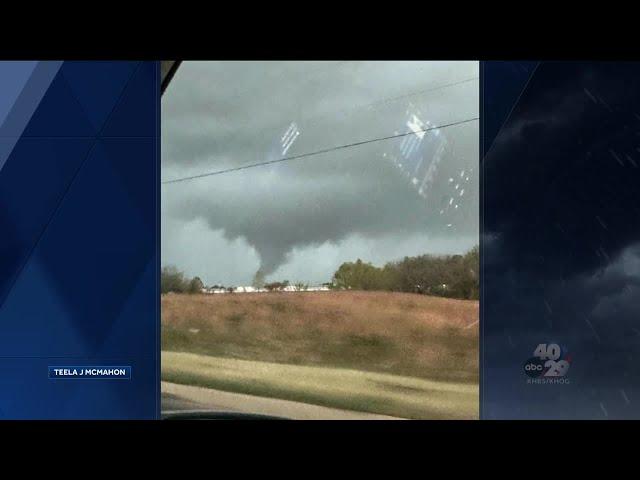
[162,61,479,286]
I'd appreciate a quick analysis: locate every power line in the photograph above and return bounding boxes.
[251,76,479,136]
[183,76,479,154]
[347,76,478,113]
[275,76,480,140]
[162,117,479,185]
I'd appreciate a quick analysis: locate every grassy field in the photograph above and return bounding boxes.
[162,351,478,419]
[162,290,478,418]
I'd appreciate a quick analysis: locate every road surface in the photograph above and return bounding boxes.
[161,381,402,420]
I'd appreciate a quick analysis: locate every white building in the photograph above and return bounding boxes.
[201,285,330,294]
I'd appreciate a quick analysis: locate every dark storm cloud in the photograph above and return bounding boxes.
[163,61,478,170]
[483,62,640,419]
[162,61,479,277]
[164,132,477,274]
[485,62,640,279]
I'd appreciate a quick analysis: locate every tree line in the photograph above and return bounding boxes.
[161,245,479,300]
[331,245,479,300]
[160,266,204,294]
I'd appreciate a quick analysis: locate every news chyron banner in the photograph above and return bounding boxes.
[0,61,159,419]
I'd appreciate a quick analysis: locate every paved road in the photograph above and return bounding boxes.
[161,382,402,420]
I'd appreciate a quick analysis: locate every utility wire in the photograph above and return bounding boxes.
[162,116,479,185]
[345,76,478,114]
[257,76,479,134]
[191,76,479,153]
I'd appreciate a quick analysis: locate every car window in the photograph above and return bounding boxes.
[161,61,479,419]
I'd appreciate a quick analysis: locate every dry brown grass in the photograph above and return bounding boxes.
[163,352,479,419]
[162,291,478,383]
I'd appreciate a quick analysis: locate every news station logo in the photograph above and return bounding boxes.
[523,343,572,384]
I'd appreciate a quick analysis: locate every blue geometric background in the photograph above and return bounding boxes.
[482,61,640,419]
[0,61,158,419]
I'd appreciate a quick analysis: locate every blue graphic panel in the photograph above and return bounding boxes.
[483,61,640,419]
[482,61,537,154]
[0,61,159,419]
